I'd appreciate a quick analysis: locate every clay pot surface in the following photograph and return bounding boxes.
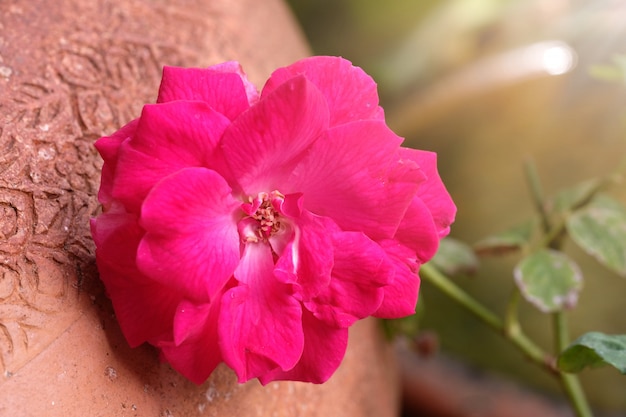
[0,1,400,415]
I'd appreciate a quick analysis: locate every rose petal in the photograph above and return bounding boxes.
[221,75,330,194]
[206,61,260,105]
[401,148,456,237]
[266,193,303,257]
[137,167,240,301]
[112,102,232,212]
[130,102,229,165]
[258,308,348,384]
[91,210,181,346]
[305,231,390,328]
[220,243,304,382]
[286,120,421,241]
[374,240,421,318]
[158,299,222,384]
[262,56,384,126]
[94,119,138,207]
[274,210,335,300]
[394,196,440,263]
[157,65,255,119]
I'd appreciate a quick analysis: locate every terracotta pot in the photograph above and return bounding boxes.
[0,1,400,415]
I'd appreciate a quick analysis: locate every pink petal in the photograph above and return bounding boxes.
[274,192,303,219]
[94,119,138,207]
[274,210,335,301]
[373,240,421,318]
[112,102,232,213]
[394,196,440,263]
[206,61,260,105]
[286,120,421,241]
[304,232,391,328]
[262,56,384,126]
[158,299,222,385]
[90,210,182,346]
[266,193,303,257]
[220,243,304,382]
[130,102,229,165]
[220,75,329,194]
[137,167,240,301]
[157,65,255,120]
[112,143,178,213]
[401,148,456,237]
[258,308,348,384]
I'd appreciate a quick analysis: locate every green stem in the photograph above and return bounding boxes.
[537,217,567,250]
[553,312,569,351]
[553,313,594,417]
[420,263,547,366]
[420,262,594,416]
[502,288,542,363]
[524,157,551,233]
[524,159,594,416]
[504,288,521,334]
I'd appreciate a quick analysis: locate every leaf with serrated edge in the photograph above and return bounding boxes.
[558,332,626,374]
[567,194,626,277]
[514,249,583,313]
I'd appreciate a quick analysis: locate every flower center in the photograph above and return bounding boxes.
[239,191,285,243]
[251,194,282,238]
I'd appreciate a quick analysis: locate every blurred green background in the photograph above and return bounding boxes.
[286,0,626,413]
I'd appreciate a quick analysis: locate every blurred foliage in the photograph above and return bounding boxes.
[287,0,441,69]
[513,249,583,313]
[559,332,626,375]
[286,0,626,413]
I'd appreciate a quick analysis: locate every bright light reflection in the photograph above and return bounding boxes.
[542,43,575,75]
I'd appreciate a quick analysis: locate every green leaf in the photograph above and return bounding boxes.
[473,219,535,256]
[558,332,626,374]
[514,249,583,313]
[431,237,478,276]
[566,194,626,277]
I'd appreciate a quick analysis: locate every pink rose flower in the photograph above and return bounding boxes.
[91,56,456,384]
